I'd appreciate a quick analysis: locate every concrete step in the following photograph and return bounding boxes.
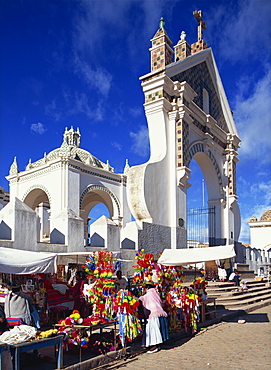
[215,287,271,301]
[207,279,266,287]
[208,285,271,298]
[217,292,271,307]
[229,297,271,314]
[206,280,267,294]
[205,279,271,311]
[235,263,250,270]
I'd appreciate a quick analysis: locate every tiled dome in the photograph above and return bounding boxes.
[260,209,271,221]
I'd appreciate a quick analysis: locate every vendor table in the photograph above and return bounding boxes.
[9,335,64,370]
[55,321,118,362]
[55,321,117,348]
[200,298,216,322]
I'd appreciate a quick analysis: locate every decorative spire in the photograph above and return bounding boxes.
[180,31,186,41]
[124,159,130,175]
[159,17,165,29]
[26,158,33,170]
[9,156,19,175]
[174,30,191,61]
[150,17,173,71]
[105,160,110,171]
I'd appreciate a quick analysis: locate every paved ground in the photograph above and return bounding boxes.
[11,304,271,369]
[104,305,271,370]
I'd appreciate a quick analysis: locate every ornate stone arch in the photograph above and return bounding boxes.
[22,184,52,204]
[188,142,224,199]
[80,184,121,218]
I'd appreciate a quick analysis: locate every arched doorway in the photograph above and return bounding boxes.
[80,185,121,246]
[23,186,51,242]
[187,158,208,247]
[187,146,224,247]
[86,203,110,246]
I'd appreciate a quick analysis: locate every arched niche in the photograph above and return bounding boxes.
[80,185,121,242]
[22,186,51,242]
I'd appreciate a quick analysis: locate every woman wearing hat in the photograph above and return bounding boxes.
[139,282,169,353]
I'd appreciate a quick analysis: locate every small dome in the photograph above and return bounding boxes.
[260,209,271,221]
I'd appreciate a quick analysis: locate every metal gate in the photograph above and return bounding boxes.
[187,206,216,246]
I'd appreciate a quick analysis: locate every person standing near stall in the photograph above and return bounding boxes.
[139,282,169,353]
[72,270,87,318]
[115,270,128,292]
[4,282,34,326]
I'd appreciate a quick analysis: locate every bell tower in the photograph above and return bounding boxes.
[150,17,174,71]
[127,10,241,254]
[63,126,81,147]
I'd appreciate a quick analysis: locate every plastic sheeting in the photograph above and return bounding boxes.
[0,247,57,274]
[157,245,236,266]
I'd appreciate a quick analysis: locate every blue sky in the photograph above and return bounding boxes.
[0,0,270,244]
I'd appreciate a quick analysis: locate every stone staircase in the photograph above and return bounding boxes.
[206,280,271,310]
[235,263,256,279]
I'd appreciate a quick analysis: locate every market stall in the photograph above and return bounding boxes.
[157,245,236,266]
[53,250,142,353]
[0,245,236,368]
[156,245,236,327]
[0,247,57,274]
[0,247,60,328]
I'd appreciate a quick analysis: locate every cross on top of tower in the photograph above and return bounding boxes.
[193,10,207,41]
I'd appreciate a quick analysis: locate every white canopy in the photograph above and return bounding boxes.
[56,251,133,265]
[0,247,57,274]
[57,252,93,265]
[157,245,236,266]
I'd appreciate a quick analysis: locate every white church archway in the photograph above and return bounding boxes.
[22,185,51,242]
[187,143,225,246]
[80,184,121,243]
[22,184,51,209]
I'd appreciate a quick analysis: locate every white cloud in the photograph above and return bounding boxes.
[130,125,149,157]
[72,93,104,121]
[129,107,143,118]
[237,177,271,243]
[238,177,271,205]
[208,0,271,63]
[73,0,169,52]
[74,58,112,97]
[30,122,47,135]
[72,0,177,72]
[45,100,63,122]
[250,181,271,205]
[234,69,271,163]
[239,218,251,244]
[111,141,122,151]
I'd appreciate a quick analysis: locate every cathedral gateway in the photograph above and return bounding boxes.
[0,11,241,259]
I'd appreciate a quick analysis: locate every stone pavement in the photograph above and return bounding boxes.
[102,305,271,370]
[13,304,271,369]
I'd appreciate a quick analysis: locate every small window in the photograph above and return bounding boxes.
[203,88,209,114]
